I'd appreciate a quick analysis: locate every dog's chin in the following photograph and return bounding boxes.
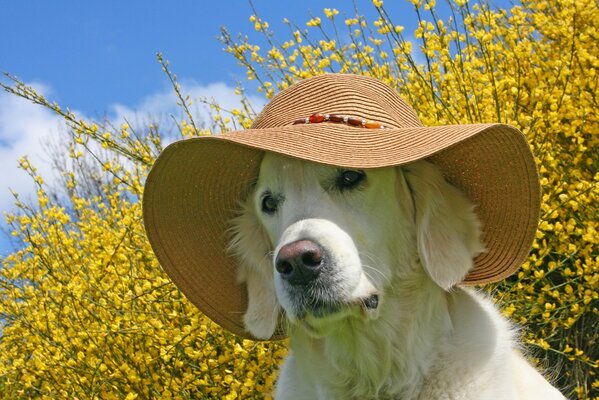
[287,294,381,338]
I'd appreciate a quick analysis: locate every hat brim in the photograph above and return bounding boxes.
[143,122,540,340]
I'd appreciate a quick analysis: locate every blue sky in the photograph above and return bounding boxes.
[0,0,507,256]
[2,1,428,113]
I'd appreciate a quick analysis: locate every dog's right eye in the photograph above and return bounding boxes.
[261,193,279,215]
[335,169,366,191]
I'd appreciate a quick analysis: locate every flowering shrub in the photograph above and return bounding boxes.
[1,0,597,398]
[0,129,286,399]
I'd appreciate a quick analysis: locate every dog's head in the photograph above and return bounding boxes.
[230,153,485,339]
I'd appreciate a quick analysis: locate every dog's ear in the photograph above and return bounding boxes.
[401,160,485,290]
[229,197,280,340]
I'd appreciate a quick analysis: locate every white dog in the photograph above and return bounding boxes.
[230,153,565,400]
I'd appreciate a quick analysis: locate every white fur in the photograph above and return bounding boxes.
[230,153,565,399]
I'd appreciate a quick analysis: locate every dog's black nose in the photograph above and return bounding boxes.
[275,239,324,285]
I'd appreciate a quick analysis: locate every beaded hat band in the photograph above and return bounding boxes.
[293,113,387,129]
[143,74,540,341]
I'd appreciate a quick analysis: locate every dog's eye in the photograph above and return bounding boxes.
[335,169,366,191]
[261,193,279,215]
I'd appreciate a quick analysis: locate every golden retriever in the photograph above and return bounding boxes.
[229,153,565,399]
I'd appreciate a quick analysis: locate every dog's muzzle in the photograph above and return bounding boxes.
[274,238,380,322]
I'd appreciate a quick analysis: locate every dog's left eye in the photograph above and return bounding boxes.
[335,169,366,191]
[261,193,279,215]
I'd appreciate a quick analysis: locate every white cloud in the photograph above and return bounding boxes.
[0,80,266,212]
[0,80,266,255]
[0,83,68,255]
[0,84,65,213]
[109,81,266,134]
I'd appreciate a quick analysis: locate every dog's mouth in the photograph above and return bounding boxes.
[356,293,381,320]
[291,293,380,337]
[361,293,379,310]
[300,293,379,316]
[289,291,381,333]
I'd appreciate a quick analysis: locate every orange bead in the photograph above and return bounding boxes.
[365,120,382,129]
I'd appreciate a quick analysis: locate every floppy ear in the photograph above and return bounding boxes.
[229,196,280,340]
[402,160,485,290]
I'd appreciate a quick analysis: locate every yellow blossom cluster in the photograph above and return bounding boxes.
[1,0,597,398]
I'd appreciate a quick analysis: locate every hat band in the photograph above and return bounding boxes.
[292,113,387,129]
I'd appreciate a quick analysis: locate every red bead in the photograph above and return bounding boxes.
[309,113,325,123]
[328,114,344,123]
[347,117,362,126]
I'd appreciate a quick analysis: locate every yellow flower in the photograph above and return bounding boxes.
[324,8,339,19]
[306,17,321,27]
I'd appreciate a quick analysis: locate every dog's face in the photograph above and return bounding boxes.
[255,154,406,328]
[230,153,484,340]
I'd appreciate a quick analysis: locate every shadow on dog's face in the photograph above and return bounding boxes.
[230,153,484,340]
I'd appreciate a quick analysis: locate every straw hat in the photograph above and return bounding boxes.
[143,74,540,340]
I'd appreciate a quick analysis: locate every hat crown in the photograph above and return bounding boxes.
[251,74,423,130]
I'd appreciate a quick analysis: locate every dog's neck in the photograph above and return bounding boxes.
[287,272,453,399]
